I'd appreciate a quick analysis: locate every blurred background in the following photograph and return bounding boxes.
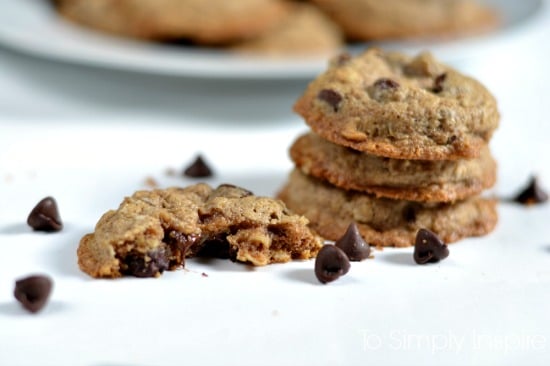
[0,0,546,127]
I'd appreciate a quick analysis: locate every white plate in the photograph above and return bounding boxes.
[0,0,545,79]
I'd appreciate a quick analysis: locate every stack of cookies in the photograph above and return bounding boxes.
[279,48,499,247]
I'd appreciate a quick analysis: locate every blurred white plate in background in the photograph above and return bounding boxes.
[0,0,545,79]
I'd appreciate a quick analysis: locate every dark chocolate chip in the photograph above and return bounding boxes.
[432,73,447,93]
[314,245,350,284]
[447,135,457,144]
[317,89,342,112]
[183,155,213,178]
[14,275,53,313]
[27,197,63,232]
[164,230,200,267]
[334,223,370,261]
[514,176,548,205]
[197,235,235,260]
[413,229,449,265]
[373,78,400,90]
[124,249,170,278]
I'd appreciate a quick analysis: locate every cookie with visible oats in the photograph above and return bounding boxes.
[278,170,497,247]
[78,184,322,278]
[232,2,344,57]
[310,0,498,41]
[294,48,499,160]
[290,133,497,202]
[56,0,288,44]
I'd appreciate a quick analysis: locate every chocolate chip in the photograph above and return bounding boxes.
[14,275,53,313]
[27,197,63,232]
[368,78,403,102]
[334,223,370,261]
[432,73,447,93]
[164,230,200,267]
[184,155,213,178]
[514,176,548,205]
[314,245,350,284]
[165,231,199,248]
[317,89,342,112]
[373,78,400,90]
[196,235,235,260]
[413,229,449,265]
[123,249,170,278]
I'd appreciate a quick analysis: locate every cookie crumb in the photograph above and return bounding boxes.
[144,176,159,188]
[201,272,209,277]
[165,168,177,177]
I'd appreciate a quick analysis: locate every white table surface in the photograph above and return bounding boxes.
[1,2,550,366]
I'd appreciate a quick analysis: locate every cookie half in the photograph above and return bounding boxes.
[294,48,500,160]
[56,0,288,43]
[290,133,497,202]
[278,170,498,247]
[311,0,498,41]
[78,184,322,278]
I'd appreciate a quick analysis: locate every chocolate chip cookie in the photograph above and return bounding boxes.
[231,2,344,57]
[294,48,500,160]
[78,184,323,278]
[311,0,498,41]
[278,170,498,247]
[56,0,288,43]
[290,133,497,202]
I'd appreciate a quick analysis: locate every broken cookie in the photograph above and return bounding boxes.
[78,183,323,278]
